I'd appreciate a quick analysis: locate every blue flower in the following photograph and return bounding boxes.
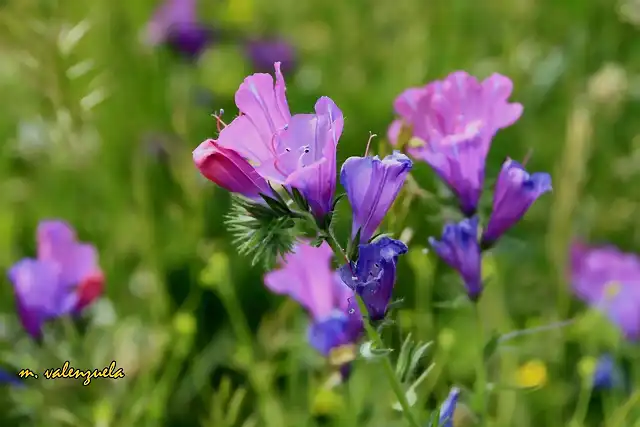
[0,369,23,386]
[307,310,362,356]
[431,387,460,427]
[341,151,412,243]
[429,217,482,301]
[593,354,624,390]
[339,237,408,321]
[481,159,552,248]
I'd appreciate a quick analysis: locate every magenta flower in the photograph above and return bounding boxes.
[217,63,343,221]
[339,237,408,321]
[390,72,523,216]
[244,38,296,74]
[264,241,362,356]
[340,152,412,243]
[481,159,552,248]
[570,242,640,340]
[193,138,273,200]
[7,220,104,339]
[145,0,214,60]
[429,217,482,301]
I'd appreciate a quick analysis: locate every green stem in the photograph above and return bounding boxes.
[218,278,282,427]
[473,303,488,424]
[322,230,421,427]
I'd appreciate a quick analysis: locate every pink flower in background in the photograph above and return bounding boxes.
[7,220,104,340]
[389,72,523,215]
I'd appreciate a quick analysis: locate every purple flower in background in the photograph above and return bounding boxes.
[244,38,296,74]
[193,138,273,200]
[390,72,523,216]
[217,63,343,221]
[340,152,412,243]
[570,242,640,340]
[8,220,104,340]
[264,241,362,357]
[481,159,552,248]
[432,387,461,427]
[429,217,482,301]
[592,354,623,390]
[145,0,214,60]
[339,237,408,321]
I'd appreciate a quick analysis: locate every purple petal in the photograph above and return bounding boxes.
[341,152,412,243]
[8,259,78,338]
[264,241,345,320]
[570,242,640,340]
[429,217,482,300]
[280,97,343,219]
[221,64,291,164]
[482,159,552,246]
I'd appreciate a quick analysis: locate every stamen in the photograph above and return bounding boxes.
[211,109,227,133]
[364,132,377,157]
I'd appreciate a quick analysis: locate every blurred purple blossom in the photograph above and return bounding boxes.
[390,72,523,216]
[481,159,552,248]
[340,152,412,243]
[339,237,408,321]
[215,63,343,222]
[7,220,104,340]
[570,242,640,340]
[145,0,215,60]
[264,241,362,356]
[244,38,296,74]
[429,217,482,301]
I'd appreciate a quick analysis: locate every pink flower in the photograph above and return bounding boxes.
[389,72,523,215]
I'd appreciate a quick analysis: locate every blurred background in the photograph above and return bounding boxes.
[0,0,639,425]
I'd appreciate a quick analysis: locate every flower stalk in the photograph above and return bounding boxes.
[321,226,421,427]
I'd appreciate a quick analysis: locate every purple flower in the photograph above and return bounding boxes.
[339,237,408,321]
[193,138,273,200]
[481,159,552,248]
[145,0,214,60]
[8,220,104,340]
[264,241,362,356]
[570,242,640,340]
[429,217,482,301]
[340,152,412,243]
[217,63,343,221]
[592,354,623,390]
[244,38,296,74]
[433,387,461,427]
[391,72,523,216]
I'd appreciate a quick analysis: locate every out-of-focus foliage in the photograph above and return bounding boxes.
[0,0,639,426]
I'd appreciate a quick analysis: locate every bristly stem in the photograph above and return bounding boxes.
[473,303,488,424]
[321,228,421,427]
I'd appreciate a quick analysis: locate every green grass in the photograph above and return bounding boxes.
[0,0,639,425]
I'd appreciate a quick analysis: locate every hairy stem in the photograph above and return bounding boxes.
[322,229,421,427]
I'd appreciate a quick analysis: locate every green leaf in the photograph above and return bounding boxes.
[346,228,362,261]
[290,187,309,212]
